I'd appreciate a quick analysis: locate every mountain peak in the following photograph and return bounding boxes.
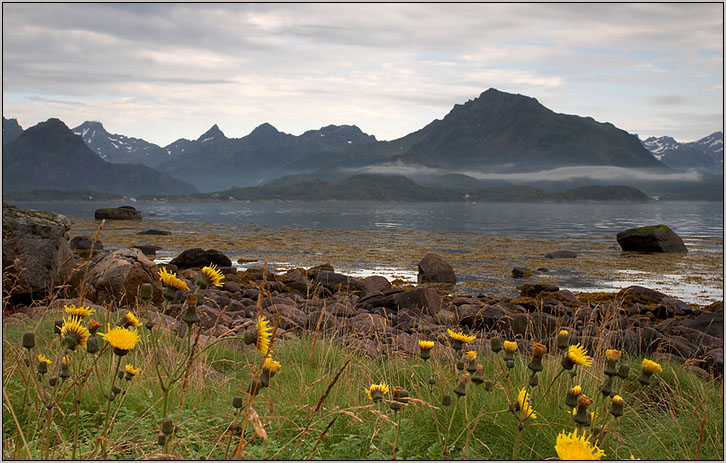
[196,123,226,143]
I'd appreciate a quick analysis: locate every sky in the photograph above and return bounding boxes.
[2,3,723,146]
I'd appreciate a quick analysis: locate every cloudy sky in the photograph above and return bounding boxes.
[2,3,723,146]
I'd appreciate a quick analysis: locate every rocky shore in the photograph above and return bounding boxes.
[3,203,723,379]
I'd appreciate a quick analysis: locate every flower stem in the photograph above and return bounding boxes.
[392,409,402,460]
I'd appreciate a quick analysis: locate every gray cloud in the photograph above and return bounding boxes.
[2,3,722,145]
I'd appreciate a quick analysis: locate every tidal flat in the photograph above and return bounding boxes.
[69,216,723,306]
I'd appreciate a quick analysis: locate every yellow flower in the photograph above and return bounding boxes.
[629,455,640,460]
[365,383,390,401]
[642,358,662,374]
[159,267,189,291]
[466,350,477,361]
[64,304,95,318]
[263,356,282,373]
[447,329,475,343]
[605,349,622,361]
[517,388,536,419]
[99,325,141,352]
[124,364,140,376]
[200,264,225,288]
[559,329,569,336]
[257,315,272,355]
[567,343,592,367]
[60,315,91,349]
[124,311,142,327]
[570,385,582,396]
[418,340,435,350]
[503,340,518,352]
[37,354,51,365]
[555,428,606,460]
[612,394,624,405]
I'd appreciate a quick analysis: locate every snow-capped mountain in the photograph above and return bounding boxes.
[72,121,171,167]
[642,131,723,172]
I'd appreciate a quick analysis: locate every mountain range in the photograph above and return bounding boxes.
[641,132,723,171]
[3,88,723,200]
[2,119,196,196]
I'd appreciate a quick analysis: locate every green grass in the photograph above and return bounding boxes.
[3,307,723,460]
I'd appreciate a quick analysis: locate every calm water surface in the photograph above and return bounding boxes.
[11,200,724,238]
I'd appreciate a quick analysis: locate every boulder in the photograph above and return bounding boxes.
[131,245,162,257]
[681,311,724,338]
[545,250,577,259]
[170,248,232,269]
[94,205,142,221]
[364,275,392,293]
[85,248,163,305]
[70,236,104,253]
[417,253,456,284]
[394,286,441,316]
[313,270,366,291]
[2,204,74,298]
[511,267,532,278]
[138,229,171,235]
[616,224,687,253]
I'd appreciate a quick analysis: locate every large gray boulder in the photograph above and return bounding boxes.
[85,248,162,305]
[2,203,73,297]
[95,205,142,221]
[417,253,456,284]
[616,224,687,253]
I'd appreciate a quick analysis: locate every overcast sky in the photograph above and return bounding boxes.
[2,3,723,146]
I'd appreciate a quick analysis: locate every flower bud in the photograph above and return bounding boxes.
[610,395,624,418]
[60,364,70,379]
[248,377,262,397]
[505,359,515,369]
[182,305,200,326]
[573,394,593,426]
[484,380,494,391]
[49,375,59,386]
[161,417,174,435]
[145,320,154,331]
[490,335,503,353]
[453,374,470,397]
[86,336,100,355]
[157,434,166,446]
[565,385,583,409]
[556,330,569,350]
[428,377,436,386]
[111,385,122,395]
[37,360,48,375]
[441,393,452,406]
[232,396,244,409]
[139,283,153,301]
[22,332,36,350]
[456,360,465,371]
[471,365,484,385]
[617,364,631,379]
[529,373,539,387]
[600,376,613,397]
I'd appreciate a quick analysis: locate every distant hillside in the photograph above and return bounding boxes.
[3,117,23,144]
[2,119,197,196]
[382,88,665,171]
[642,132,723,172]
[157,123,378,191]
[160,173,650,203]
[72,121,171,167]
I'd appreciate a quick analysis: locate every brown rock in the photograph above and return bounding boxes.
[85,248,162,305]
[417,253,456,285]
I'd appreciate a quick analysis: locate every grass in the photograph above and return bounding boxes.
[2,301,723,461]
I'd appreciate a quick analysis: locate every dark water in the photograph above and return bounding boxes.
[11,200,724,238]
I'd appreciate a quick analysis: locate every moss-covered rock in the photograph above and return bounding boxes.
[616,224,688,253]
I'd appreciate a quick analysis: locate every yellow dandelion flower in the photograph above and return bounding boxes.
[124,311,142,327]
[418,340,435,350]
[60,315,91,349]
[517,388,536,419]
[263,356,282,373]
[559,329,569,336]
[257,315,272,355]
[365,383,390,401]
[567,343,592,367]
[642,358,662,374]
[612,394,624,405]
[37,354,51,365]
[200,264,225,288]
[159,267,189,291]
[571,385,582,396]
[555,429,606,460]
[605,349,622,361]
[466,350,477,360]
[629,455,640,460]
[99,325,141,352]
[124,364,140,376]
[503,340,518,352]
[447,329,475,343]
[64,304,95,318]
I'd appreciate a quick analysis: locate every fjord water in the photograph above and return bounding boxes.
[12,200,724,238]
